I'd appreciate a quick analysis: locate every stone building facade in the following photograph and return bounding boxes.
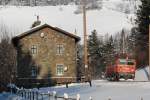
[12,24,80,87]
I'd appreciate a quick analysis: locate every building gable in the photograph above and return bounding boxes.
[12,24,80,42]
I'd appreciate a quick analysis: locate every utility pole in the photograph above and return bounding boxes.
[148,16,150,81]
[82,0,89,82]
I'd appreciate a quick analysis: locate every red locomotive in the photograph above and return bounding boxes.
[105,58,136,81]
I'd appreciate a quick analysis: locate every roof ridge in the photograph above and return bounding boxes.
[13,23,80,41]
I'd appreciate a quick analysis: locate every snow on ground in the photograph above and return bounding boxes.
[0,92,24,100]
[135,66,149,81]
[38,80,150,100]
[0,4,134,41]
[0,67,150,100]
[1,80,150,100]
[36,67,150,100]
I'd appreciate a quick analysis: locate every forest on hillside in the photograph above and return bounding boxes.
[0,0,100,6]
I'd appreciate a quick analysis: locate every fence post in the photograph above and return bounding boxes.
[24,91,27,99]
[53,91,57,100]
[36,91,38,100]
[64,93,68,100]
[48,91,50,100]
[76,94,80,100]
[108,98,111,100]
[32,91,34,100]
[29,89,32,100]
[21,91,23,98]
[141,97,143,100]
[28,91,30,99]
[41,93,44,100]
[89,96,92,100]
[66,83,68,88]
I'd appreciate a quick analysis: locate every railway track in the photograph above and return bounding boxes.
[106,80,150,82]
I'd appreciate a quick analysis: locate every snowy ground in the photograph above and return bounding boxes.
[0,92,24,100]
[1,80,150,100]
[37,80,150,100]
[1,67,150,100]
[135,67,149,81]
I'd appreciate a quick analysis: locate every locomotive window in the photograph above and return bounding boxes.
[119,59,126,65]
[119,61,126,65]
[127,61,134,65]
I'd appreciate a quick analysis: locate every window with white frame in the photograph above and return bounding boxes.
[56,65,64,75]
[56,44,64,55]
[31,66,37,77]
[31,45,37,54]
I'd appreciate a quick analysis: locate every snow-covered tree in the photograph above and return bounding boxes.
[135,0,150,67]
[88,30,105,78]
[103,35,115,66]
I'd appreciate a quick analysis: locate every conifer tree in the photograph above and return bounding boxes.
[88,30,104,78]
[103,35,115,65]
[135,0,150,67]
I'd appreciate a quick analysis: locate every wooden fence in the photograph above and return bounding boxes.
[16,89,145,100]
[17,89,80,100]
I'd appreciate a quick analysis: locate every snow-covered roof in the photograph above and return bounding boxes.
[13,23,80,41]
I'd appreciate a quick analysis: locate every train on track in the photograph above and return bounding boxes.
[105,57,136,81]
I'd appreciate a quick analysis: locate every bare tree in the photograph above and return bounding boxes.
[0,24,16,85]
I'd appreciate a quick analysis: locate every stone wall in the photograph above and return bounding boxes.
[16,27,78,84]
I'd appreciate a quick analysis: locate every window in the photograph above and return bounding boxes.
[56,44,64,55]
[31,66,37,77]
[119,59,126,65]
[31,45,37,54]
[56,65,64,76]
[127,61,134,65]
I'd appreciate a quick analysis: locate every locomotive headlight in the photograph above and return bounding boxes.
[131,74,134,77]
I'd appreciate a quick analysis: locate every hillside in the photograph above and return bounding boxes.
[0,0,139,41]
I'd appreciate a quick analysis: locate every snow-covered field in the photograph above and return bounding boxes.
[0,67,150,100]
[0,0,136,41]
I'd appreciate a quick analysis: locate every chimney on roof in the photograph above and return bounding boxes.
[31,15,41,28]
[74,29,77,35]
[37,15,39,21]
